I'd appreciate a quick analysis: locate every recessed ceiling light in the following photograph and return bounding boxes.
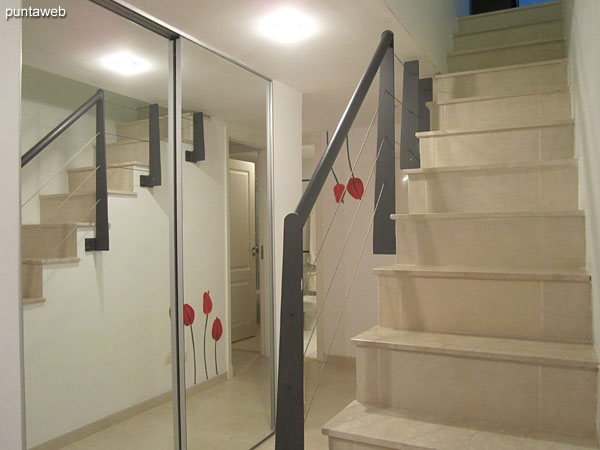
[258,7,316,44]
[101,52,150,76]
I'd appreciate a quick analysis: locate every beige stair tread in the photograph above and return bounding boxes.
[323,400,599,449]
[435,58,566,79]
[22,222,95,229]
[416,119,573,138]
[23,297,46,305]
[352,326,598,369]
[22,257,80,265]
[403,159,576,175]
[67,162,145,172]
[453,18,562,37]
[391,210,584,220]
[448,38,563,57]
[373,264,590,282]
[40,190,137,199]
[428,87,567,106]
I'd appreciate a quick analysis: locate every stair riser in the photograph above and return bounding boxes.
[22,264,42,299]
[68,167,134,193]
[378,275,591,343]
[430,90,570,131]
[396,215,585,270]
[106,142,149,166]
[434,60,567,102]
[448,40,566,72]
[407,164,577,214]
[419,124,573,168]
[457,2,562,34]
[356,345,597,437]
[22,226,78,259]
[453,20,563,53]
[40,196,96,224]
[116,116,192,144]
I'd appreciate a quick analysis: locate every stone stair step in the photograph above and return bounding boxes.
[417,120,573,169]
[353,326,598,437]
[428,89,570,131]
[447,39,565,72]
[21,224,78,260]
[39,191,136,224]
[67,163,137,193]
[375,263,591,343]
[324,400,599,450]
[434,59,567,102]
[404,160,577,214]
[453,19,563,53]
[22,262,42,300]
[106,141,149,166]
[115,113,193,144]
[457,1,562,34]
[393,211,585,271]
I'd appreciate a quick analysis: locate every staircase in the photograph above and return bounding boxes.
[21,115,165,305]
[323,2,599,449]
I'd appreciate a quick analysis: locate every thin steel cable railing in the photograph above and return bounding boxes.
[394,139,421,164]
[385,89,419,119]
[303,136,386,358]
[21,133,99,209]
[301,91,386,296]
[21,166,99,254]
[35,198,100,264]
[105,132,149,144]
[304,183,386,420]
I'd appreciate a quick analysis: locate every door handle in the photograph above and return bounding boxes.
[252,245,259,257]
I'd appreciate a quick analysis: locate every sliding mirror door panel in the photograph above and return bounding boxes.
[180,38,275,450]
[21,1,175,448]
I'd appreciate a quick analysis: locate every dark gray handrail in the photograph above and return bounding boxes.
[21,89,109,252]
[21,90,104,167]
[295,30,393,225]
[275,30,395,450]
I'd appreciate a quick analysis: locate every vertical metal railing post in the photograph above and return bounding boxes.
[399,61,420,169]
[85,91,109,251]
[140,103,162,187]
[185,112,206,163]
[373,32,396,255]
[275,213,304,450]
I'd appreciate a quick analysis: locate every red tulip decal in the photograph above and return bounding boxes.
[345,137,364,200]
[203,291,213,315]
[169,304,198,384]
[333,183,346,203]
[346,177,364,200]
[183,304,195,326]
[212,317,223,374]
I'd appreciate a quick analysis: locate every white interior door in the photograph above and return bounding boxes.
[228,159,258,342]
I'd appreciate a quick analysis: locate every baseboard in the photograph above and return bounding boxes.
[30,372,228,450]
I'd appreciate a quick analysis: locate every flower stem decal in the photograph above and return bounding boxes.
[212,317,223,375]
[202,291,213,380]
[327,131,345,203]
[169,304,197,384]
[345,136,364,200]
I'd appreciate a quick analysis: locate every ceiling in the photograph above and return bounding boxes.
[23,0,437,135]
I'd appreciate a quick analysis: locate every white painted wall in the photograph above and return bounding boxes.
[271,81,303,355]
[0,4,26,449]
[562,0,600,437]
[385,0,470,72]
[20,71,230,446]
[303,125,396,358]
